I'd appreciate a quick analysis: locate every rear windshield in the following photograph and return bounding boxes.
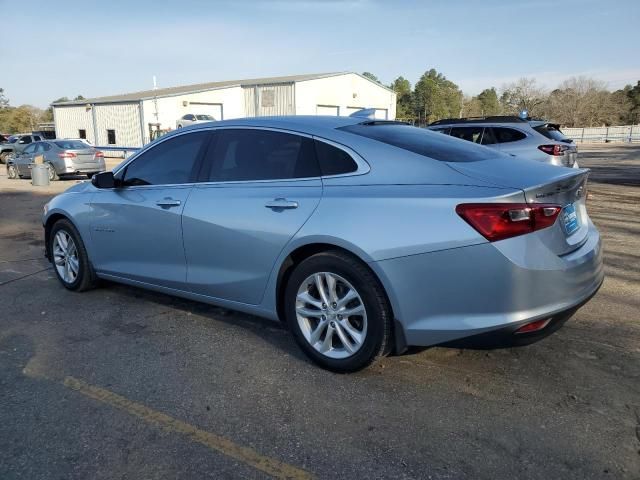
[533,124,573,143]
[196,114,214,121]
[339,123,495,162]
[54,140,89,150]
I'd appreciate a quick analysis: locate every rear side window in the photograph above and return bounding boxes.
[314,140,358,176]
[122,131,208,186]
[339,124,495,162]
[481,128,498,145]
[450,126,483,144]
[207,129,320,182]
[493,127,527,143]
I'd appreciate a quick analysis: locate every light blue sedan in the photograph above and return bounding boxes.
[42,114,603,372]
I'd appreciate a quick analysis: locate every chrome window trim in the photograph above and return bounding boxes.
[112,125,370,189]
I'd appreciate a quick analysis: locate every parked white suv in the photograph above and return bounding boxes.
[176,114,216,129]
[428,116,578,168]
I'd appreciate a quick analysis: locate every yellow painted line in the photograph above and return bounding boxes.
[63,376,313,480]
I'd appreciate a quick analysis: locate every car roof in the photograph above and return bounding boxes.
[177,115,368,137]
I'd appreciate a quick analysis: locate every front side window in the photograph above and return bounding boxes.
[206,129,319,182]
[121,131,209,186]
[22,144,37,154]
[107,129,116,145]
[493,127,527,144]
[19,136,32,144]
[449,126,483,144]
[314,140,358,176]
[184,114,195,121]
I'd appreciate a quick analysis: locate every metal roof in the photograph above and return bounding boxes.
[52,72,392,106]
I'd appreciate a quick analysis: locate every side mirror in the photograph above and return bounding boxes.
[91,171,115,188]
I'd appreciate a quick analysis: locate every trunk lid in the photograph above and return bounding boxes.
[447,155,590,255]
[69,148,98,164]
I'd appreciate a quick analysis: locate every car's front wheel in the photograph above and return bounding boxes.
[49,219,96,291]
[284,250,392,372]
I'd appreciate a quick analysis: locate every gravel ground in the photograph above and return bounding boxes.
[0,146,638,479]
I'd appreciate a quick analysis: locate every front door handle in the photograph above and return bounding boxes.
[155,198,181,208]
[265,198,299,210]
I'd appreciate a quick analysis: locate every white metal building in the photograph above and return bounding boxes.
[52,72,396,148]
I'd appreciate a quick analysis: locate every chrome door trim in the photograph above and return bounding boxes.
[113,125,371,183]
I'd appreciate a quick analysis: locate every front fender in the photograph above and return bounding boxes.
[43,190,96,260]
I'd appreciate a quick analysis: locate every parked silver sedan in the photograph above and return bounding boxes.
[42,115,603,372]
[6,140,105,181]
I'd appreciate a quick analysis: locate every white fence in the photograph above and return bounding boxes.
[561,125,639,143]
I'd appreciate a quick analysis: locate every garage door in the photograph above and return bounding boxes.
[374,109,388,120]
[317,105,339,116]
[190,102,223,120]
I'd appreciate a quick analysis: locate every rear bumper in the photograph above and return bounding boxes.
[372,222,604,349]
[64,160,105,174]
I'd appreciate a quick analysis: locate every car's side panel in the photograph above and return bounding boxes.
[89,185,193,289]
[182,179,322,305]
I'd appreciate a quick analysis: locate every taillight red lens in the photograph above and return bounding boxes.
[538,144,568,156]
[58,152,77,158]
[515,318,551,334]
[456,203,561,242]
[95,151,104,158]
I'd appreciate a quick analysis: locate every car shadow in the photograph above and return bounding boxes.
[104,281,310,363]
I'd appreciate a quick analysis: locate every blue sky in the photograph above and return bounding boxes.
[1,0,638,108]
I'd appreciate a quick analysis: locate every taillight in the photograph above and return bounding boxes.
[538,144,569,156]
[58,152,77,158]
[456,203,561,242]
[515,318,551,334]
[95,151,104,158]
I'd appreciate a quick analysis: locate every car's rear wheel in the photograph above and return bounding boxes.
[49,219,97,291]
[284,250,392,372]
[46,163,59,181]
[7,165,18,179]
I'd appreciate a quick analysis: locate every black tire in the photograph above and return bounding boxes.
[49,219,97,292]
[46,163,59,181]
[284,250,392,373]
[7,164,18,179]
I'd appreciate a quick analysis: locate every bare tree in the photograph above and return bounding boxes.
[543,77,631,126]
[499,78,546,116]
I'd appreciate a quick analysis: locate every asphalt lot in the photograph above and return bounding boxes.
[1,145,639,479]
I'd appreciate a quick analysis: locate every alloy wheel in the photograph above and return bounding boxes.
[295,272,367,359]
[52,230,79,284]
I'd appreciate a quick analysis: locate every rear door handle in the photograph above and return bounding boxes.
[265,198,299,210]
[155,198,181,208]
